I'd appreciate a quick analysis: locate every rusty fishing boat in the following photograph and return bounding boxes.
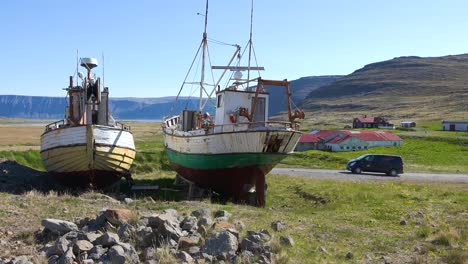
[162,1,304,206]
[40,58,135,188]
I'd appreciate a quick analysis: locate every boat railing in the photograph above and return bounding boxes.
[162,115,181,128]
[210,121,299,133]
[116,122,131,131]
[45,120,65,132]
[164,120,300,135]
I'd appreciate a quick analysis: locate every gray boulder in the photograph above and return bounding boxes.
[108,245,126,264]
[191,208,211,219]
[280,236,294,247]
[176,251,194,263]
[117,242,139,263]
[42,219,78,234]
[197,216,213,228]
[117,223,136,242]
[88,245,107,260]
[180,216,198,231]
[95,232,120,247]
[148,213,179,228]
[203,231,238,257]
[157,221,183,241]
[163,208,178,217]
[271,221,287,231]
[57,247,75,264]
[73,240,93,255]
[46,237,69,257]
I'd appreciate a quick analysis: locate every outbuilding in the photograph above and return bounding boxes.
[442,120,468,131]
[400,121,416,128]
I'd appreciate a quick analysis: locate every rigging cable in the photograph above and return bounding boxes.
[169,39,204,116]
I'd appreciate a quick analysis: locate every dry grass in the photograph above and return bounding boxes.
[0,126,43,149]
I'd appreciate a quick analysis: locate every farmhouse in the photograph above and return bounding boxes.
[296,130,403,152]
[353,116,394,129]
[295,130,338,152]
[442,120,468,131]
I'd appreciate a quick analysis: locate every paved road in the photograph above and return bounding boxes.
[270,168,468,183]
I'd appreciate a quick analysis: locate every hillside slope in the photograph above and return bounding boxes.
[300,54,468,122]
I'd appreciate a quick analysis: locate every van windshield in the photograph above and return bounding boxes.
[356,154,369,160]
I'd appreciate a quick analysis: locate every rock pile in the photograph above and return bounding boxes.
[31,207,291,263]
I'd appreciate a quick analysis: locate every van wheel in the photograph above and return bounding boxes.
[352,167,362,174]
[388,169,398,176]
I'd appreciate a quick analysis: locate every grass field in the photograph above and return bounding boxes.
[0,119,467,262]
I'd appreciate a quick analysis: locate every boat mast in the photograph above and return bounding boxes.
[200,0,209,112]
[247,0,254,81]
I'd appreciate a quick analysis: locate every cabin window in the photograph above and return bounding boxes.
[358,146,361,149]
[340,146,344,150]
[217,95,222,107]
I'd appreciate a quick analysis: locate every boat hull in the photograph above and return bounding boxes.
[40,125,135,188]
[163,129,301,206]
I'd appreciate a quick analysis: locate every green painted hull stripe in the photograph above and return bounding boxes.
[165,148,287,170]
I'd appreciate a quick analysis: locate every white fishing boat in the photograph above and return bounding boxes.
[40,58,135,188]
[162,1,304,206]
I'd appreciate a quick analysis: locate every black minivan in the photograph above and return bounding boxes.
[346,154,403,176]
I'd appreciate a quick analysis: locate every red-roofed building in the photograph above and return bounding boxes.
[353,115,394,129]
[295,130,403,152]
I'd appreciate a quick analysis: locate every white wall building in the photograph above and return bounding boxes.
[442,120,468,132]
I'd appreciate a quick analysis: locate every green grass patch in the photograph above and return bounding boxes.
[0,150,44,170]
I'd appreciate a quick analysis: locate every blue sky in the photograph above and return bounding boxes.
[1,0,467,98]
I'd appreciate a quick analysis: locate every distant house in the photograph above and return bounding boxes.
[400,121,416,128]
[295,130,337,152]
[353,116,394,129]
[326,130,402,152]
[296,130,402,152]
[442,120,468,131]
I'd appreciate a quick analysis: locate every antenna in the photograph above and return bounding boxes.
[199,0,209,111]
[102,52,105,89]
[247,0,254,81]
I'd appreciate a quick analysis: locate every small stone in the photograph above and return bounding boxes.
[346,252,353,259]
[88,245,107,260]
[319,246,328,254]
[163,208,179,217]
[279,236,294,247]
[400,219,408,225]
[141,247,157,260]
[178,237,198,250]
[203,231,238,257]
[188,246,200,255]
[212,221,235,233]
[180,216,198,231]
[191,208,211,219]
[233,220,246,231]
[176,251,194,263]
[271,221,287,231]
[84,232,101,243]
[117,223,136,242]
[214,210,231,219]
[42,219,79,234]
[197,216,213,228]
[95,232,119,247]
[108,245,126,264]
[73,240,93,254]
[103,209,135,226]
[123,198,133,204]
